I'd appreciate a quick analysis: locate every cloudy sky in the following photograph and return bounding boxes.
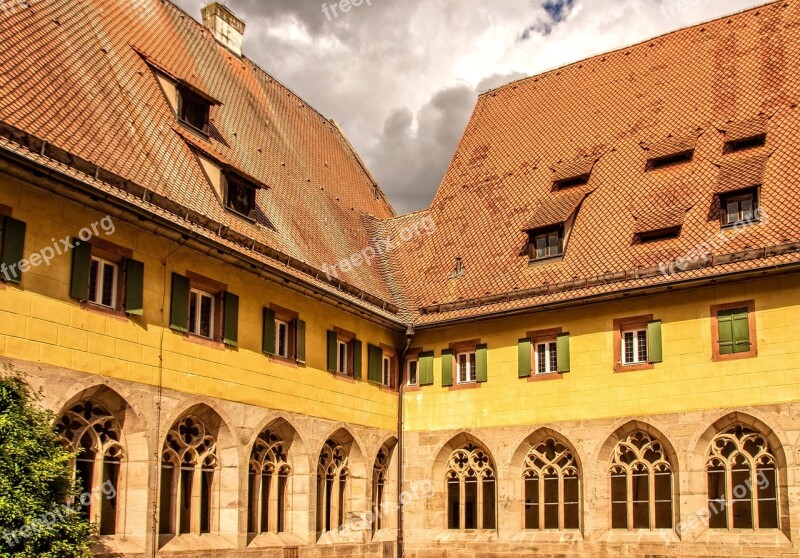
[173,0,767,214]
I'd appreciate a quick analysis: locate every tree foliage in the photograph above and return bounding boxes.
[0,365,93,557]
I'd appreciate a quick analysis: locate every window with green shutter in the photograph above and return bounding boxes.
[222,292,239,346]
[169,273,190,332]
[419,351,434,386]
[717,307,751,355]
[476,344,488,383]
[441,349,454,387]
[295,319,306,364]
[518,338,532,378]
[69,239,92,301]
[557,333,571,373]
[263,308,277,355]
[647,320,663,363]
[368,344,383,384]
[0,217,26,283]
[124,259,145,315]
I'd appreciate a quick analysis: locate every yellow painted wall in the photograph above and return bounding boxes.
[0,176,401,430]
[404,276,800,432]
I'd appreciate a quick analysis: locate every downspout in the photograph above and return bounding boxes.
[397,324,415,558]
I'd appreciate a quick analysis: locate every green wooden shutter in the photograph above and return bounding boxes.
[124,259,145,315]
[69,239,92,301]
[368,344,383,384]
[352,339,362,379]
[0,217,26,283]
[732,311,751,353]
[419,351,434,386]
[222,292,239,346]
[518,338,532,378]
[647,320,663,363]
[169,273,190,332]
[717,312,735,355]
[476,344,488,383]
[295,319,306,364]
[326,330,338,371]
[263,308,276,355]
[557,333,571,373]
[441,349,453,387]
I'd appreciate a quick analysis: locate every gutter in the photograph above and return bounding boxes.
[396,324,415,558]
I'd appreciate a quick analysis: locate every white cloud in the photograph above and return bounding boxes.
[172,0,768,213]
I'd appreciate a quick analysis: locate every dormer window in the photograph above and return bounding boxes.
[528,226,563,261]
[725,134,766,153]
[178,87,211,135]
[721,189,758,227]
[647,150,693,170]
[552,157,595,191]
[645,133,697,171]
[723,118,768,154]
[224,173,257,218]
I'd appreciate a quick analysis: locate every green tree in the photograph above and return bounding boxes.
[0,365,93,557]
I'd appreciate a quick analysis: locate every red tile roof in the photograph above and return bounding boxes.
[2,0,800,327]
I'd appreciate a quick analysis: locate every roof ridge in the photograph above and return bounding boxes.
[480,0,784,96]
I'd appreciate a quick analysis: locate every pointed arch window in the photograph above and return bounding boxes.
[706,425,778,530]
[372,446,391,533]
[56,401,123,536]
[159,416,218,535]
[609,431,673,530]
[248,430,290,534]
[445,443,496,530]
[523,438,580,530]
[317,440,349,533]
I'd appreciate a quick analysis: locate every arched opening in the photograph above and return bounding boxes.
[523,437,580,531]
[706,425,779,530]
[444,440,496,531]
[316,439,351,534]
[248,428,291,535]
[159,408,221,535]
[608,430,673,530]
[371,439,397,535]
[56,398,125,536]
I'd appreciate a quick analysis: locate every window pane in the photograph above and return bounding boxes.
[757,465,778,529]
[548,233,560,256]
[277,322,288,357]
[189,292,198,334]
[447,480,460,529]
[408,361,418,385]
[741,196,754,221]
[623,332,634,364]
[482,478,496,529]
[536,344,546,374]
[727,200,740,223]
[464,478,478,529]
[611,473,627,529]
[535,237,546,259]
[89,259,99,303]
[524,477,539,530]
[458,354,467,383]
[731,465,753,529]
[632,471,649,529]
[707,468,727,529]
[563,475,580,529]
[199,295,213,338]
[101,263,116,307]
[654,471,672,528]
[637,330,648,363]
[543,474,559,529]
[549,342,558,372]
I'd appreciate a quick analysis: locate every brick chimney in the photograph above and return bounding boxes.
[201,2,246,57]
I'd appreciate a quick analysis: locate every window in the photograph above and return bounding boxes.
[722,190,758,227]
[317,440,350,533]
[647,150,694,170]
[725,134,766,153]
[635,227,681,243]
[189,288,215,339]
[382,355,392,387]
[529,227,563,261]
[706,425,778,530]
[248,429,290,534]
[457,351,476,384]
[407,359,418,386]
[712,302,756,361]
[337,340,348,375]
[445,443,496,530]
[372,445,393,533]
[610,431,673,530]
[535,341,558,375]
[622,328,648,366]
[178,87,211,134]
[159,416,218,535]
[56,401,123,536]
[275,319,289,359]
[224,173,257,219]
[88,256,118,309]
[524,438,580,530]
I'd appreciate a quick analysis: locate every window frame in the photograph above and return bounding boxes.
[336,339,349,376]
[275,318,290,359]
[613,315,654,373]
[534,340,558,375]
[88,255,120,310]
[720,188,759,228]
[621,328,648,367]
[381,354,392,388]
[177,86,212,135]
[406,358,419,387]
[528,226,564,262]
[456,350,477,385]
[189,287,216,340]
[223,172,258,220]
[711,300,757,362]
